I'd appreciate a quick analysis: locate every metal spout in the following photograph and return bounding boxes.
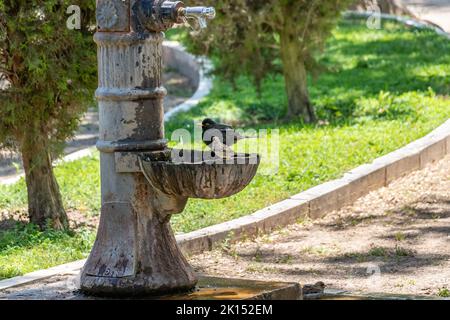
[179,6,216,29]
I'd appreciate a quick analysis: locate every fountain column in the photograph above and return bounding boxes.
[80,0,215,296]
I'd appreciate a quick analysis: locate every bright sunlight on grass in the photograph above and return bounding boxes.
[1,19,449,278]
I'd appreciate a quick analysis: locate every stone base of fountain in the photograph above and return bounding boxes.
[0,275,302,300]
[78,149,262,296]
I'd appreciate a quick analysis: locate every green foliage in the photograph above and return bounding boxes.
[0,0,97,152]
[438,288,450,298]
[0,151,101,215]
[0,1,97,228]
[0,223,94,279]
[165,20,450,232]
[186,0,352,83]
[184,0,354,120]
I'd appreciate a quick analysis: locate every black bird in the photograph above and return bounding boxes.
[201,118,253,147]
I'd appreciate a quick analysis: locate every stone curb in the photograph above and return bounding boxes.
[177,120,450,255]
[344,11,450,39]
[0,260,85,291]
[163,41,213,121]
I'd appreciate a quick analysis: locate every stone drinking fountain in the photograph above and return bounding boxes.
[79,0,261,296]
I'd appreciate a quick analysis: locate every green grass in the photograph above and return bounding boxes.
[165,27,189,43]
[0,154,100,280]
[1,19,450,278]
[0,152,101,216]
[0,224,94,280]
[438,287,450,298]
[168,20,450,232]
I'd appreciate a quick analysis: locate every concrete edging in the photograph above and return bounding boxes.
[0,260,85,291]
[163,40,213,121]
[176,120,450,254]
[344,10,450,39]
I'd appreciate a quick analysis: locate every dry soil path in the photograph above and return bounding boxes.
[401,0,450,32]
[189,154,450,297]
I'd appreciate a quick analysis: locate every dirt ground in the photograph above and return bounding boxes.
[189,154,450,297]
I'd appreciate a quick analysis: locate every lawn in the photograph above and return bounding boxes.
[1,19,449,279]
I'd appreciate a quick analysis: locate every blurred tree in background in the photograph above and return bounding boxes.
[0,0,97,230]
[185,0,355,123]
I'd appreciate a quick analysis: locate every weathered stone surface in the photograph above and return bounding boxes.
[140,150,260,199]
[343,163,386,203]
[83,202,136,278]
[291,180,351,219]
[97,0,130,32]
[81,2,219,296]
[0,275,302,300]
[385,153,420,185]
[420,139,446,168]
[252,199,309,232]
[114,152,140,173]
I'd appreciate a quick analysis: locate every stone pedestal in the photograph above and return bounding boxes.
[80,0,255,297]
[80,0,195,295]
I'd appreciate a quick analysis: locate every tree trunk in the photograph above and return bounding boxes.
[279,31,316,123]
[21,132,68,230]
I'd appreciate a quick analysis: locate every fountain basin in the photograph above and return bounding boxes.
[140,149,260,199]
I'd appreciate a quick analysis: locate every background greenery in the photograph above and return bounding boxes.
[1,19,449,279]
[0,1,97,229]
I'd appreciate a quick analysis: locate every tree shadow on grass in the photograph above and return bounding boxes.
[0,221,93,280]
[0,212,28,232]
[320,252,449,278]
[0,219,88,255]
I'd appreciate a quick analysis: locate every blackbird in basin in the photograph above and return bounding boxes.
[201,118,255,148]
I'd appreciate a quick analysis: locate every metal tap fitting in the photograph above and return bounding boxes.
[178,6,216,29]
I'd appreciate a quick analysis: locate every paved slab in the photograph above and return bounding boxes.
[0,275,301,300]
